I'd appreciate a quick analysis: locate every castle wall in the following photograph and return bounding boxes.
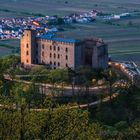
[20,30,36,65]
[37,39,76,69]
[20,30,108,70]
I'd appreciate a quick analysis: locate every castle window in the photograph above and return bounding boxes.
[54,46,56,51]
[58,62,60,66]
[36,43,38,48]
[58,54,60,59]
[66,48,68,52]
[26,51,29,55]
[42,51,44,57]
[42,44,44,49]
[54,62,56,65]
[26,59,29,63]
[50,61,52,65]
[54,53,56,58]
[36,59,38,63]
[50,53,52,58]
[36,51,38,55]
[26,43,29,48]
[66,63,68,67]
[50,46,52,50]
[58,47,60,51]
[66,55,68,60]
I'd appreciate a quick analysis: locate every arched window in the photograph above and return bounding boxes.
[66,55,68,60]
[26,51,29,55]
[54,53,56,58]
[58,62,60,66]
[66,63,68,67]
[50,53,52,58]
[50,61,52,65]
[58,54,60,59]
[50,46,52,50]
[42,51,44,57]
[58,46,60,51]
[26,43,29,48]
[42,44,44,49]
[65,48,68,52]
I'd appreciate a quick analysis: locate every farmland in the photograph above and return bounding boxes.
[1,0,140,17]
[0,0,140,66]
[0,39,19,57]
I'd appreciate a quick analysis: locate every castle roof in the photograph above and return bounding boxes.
[39,34,80,43]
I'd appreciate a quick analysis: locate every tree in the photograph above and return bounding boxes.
[0,103,103,140]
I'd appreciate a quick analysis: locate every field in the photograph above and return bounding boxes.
[0,39,19,57]
[0,47,12,56]
[1,0,140,17]
[0,0,140,67]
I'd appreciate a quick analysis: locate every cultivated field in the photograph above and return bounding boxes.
[0,39,19,57]
[0,0,140,66]
[1,0,140,17]
[0,47,12,56]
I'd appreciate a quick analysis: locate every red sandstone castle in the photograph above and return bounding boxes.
[20,29,108,69]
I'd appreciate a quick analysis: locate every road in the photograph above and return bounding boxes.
[4,74,106,96]
[0,92,119,111]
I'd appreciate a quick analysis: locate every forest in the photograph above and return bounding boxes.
[0,55,140,140]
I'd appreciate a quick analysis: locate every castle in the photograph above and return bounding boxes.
[20,29,108,70]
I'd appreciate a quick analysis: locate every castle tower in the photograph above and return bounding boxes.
[20,29,37,66]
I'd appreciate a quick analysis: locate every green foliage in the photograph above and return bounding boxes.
[0,105,102,140]
[48,69,68,84]
[0,56,140,139]
[29,66,50,82]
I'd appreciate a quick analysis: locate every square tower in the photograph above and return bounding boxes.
[20,29,37,66]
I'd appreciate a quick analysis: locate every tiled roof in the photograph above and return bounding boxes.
[38,34,79,43]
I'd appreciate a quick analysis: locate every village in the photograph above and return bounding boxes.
[0,9,131,40]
